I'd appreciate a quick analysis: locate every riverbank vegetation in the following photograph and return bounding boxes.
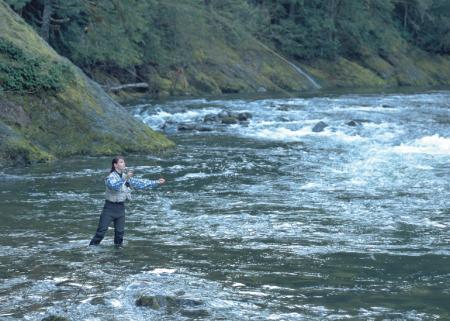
[4,0,450,97]
[0,1,174,166]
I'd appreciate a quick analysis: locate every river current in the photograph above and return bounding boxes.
[1,91,449,320]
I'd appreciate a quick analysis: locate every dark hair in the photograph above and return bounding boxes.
[110,156,125,173]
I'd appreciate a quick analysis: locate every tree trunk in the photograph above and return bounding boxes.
[403,3,408,31]
[107,83,149,92]
[41,0,53,42]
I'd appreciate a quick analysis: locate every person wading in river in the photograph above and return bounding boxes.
[89,156,165,248]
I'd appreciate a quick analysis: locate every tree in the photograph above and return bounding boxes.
[393,0,450,54]
[252,0,339,60]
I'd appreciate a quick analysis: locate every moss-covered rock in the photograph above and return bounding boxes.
[0,1,174,166]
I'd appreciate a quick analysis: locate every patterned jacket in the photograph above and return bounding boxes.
[105,170,160,203]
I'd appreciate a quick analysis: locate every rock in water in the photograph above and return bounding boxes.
[346,120,359,127]
[237,112,252,121]
[136,295,166,309]
[177,123,196,131]
[203,114,219,123]
[42,316,69,321]
[180,309,210,318]
[312,121,328,132]
[136,294,206,315]
[221,116,238,124]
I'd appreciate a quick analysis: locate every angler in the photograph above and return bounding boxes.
[89,156,165,248]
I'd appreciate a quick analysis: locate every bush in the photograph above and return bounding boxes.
[0,38,70,93]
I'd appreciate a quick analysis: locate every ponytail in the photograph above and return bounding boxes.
[110,156,125,173]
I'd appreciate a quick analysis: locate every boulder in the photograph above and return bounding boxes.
[237,112,252,121]
[203,114,219,123]
[221,116,238,124]
[136,295,168,309]
[312,121,328,132]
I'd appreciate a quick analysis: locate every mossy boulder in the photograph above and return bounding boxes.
[0,1,174,166]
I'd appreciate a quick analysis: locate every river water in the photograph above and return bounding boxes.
[1,90,449,320]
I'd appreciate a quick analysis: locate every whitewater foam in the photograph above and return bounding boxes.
[393,135,450,155]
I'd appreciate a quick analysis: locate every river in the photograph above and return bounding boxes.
[1,90,449,320]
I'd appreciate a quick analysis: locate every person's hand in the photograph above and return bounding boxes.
[158,178,166,184]
[125,170,134,180]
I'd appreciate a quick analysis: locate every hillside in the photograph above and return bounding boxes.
[80,1,319,97]
[0,1,174,166]
[6,0,447,98]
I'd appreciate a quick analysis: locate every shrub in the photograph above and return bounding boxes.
[0,38,70,93]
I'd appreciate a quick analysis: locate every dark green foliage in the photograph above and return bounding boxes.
[335,0,398,58]
[394,0,450,54]
[251,0,339,60]
[0,38,70,93]
[58,0,150,68]
[3,0,30,10]
[5,0,449,84]
[248,0,449,60]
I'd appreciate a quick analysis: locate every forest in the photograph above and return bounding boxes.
[4,0,450,95]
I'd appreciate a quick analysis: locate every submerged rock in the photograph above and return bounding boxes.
[176,123,213,132]
[136,294,205,313]
[275,104,291,111]
[180,308,210,318]
[312,121,328,132]
[195,126,214,132]
[278,116,290,122]
[177,123,197,131]
[90,297,106,305]
[42,316,69,321]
